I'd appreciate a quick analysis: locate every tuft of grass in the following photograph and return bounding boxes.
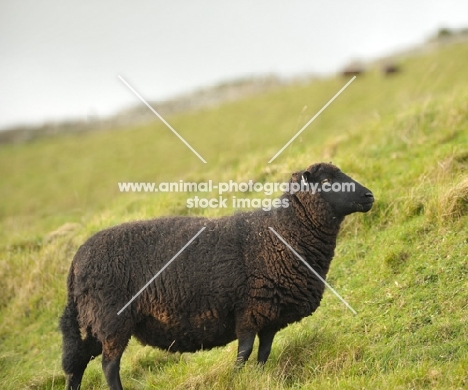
[437,177,468,221]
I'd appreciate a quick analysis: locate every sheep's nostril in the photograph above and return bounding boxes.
[365,192,374,199]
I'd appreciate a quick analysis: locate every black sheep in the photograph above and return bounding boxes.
[60,162,374,390]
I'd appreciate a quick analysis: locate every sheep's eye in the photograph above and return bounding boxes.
[321,178,331,184]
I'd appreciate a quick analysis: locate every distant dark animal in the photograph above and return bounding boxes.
[60,162,374,390]
[382,64,400,75]
[341,65,365,77]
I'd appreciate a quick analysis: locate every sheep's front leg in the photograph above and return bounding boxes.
[257,328,276,364]
[236,332,256,366]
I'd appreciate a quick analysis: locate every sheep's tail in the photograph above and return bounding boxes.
[59,265,102,389]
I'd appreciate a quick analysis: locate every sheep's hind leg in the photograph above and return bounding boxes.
[257,328,276,364]
[60,304,102,390]
[101,334,130,390]
[67,330,102,388]
[235,332,256,367]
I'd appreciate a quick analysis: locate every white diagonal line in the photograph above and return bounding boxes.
[118,75,207,164]
[268,76,356,164]
[117,227,206,315]
[268,227,357,314]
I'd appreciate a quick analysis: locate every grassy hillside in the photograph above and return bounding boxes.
[0,41,467,389]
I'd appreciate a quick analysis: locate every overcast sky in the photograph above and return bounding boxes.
[1,0,468,130]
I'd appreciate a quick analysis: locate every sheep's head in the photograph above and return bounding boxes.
[291,163,374,218]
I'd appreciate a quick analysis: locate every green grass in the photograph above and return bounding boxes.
[1,41,467,389]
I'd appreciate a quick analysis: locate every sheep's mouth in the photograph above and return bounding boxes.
[354,201,374,212]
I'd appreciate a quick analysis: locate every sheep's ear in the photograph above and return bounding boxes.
[302,171,312,184]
